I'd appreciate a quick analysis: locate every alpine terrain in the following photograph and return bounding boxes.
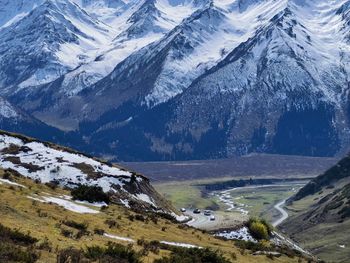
[281,153,350,262]
[0,0,349,162]
[0,130,315,263]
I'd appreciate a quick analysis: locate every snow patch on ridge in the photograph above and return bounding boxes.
[160,241,202,248]
[27,194,100,214]
[104,233,135,242]
[0,134,132,192]
[0,178,26,188]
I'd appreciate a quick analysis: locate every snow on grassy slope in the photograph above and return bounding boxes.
[0,132,169,212]
[103,233,203,248]
[160,241,202,248]
[27,194,100,214]
[0,134,132,191]
[215,227,257,242]
[104,233,135,243]
[0,178,26,188]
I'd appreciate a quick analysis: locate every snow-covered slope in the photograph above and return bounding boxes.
[0,0,44,28]
[0,0,206,99]
[0,97,20,120]
[0,0,112,94]
[57,0,209,97]
[58,0,287,120]
[0,130,173,212]
[144,0,287,106]
[75,0,127,23]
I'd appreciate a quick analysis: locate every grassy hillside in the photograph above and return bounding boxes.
[292,154,350,201]
[281,155,350,262]
[0,168,312,263]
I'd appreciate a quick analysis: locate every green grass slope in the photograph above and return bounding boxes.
[281,155,350,262]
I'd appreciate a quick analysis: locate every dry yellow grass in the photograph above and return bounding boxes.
[0,170,307,263]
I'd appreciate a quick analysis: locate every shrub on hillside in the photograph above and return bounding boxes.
[62,220,88,232]
[84,242,142,263]
[0,223,37,245]
[0,224,39,263]
[154,247,230,263]
[250,222,268,240]
[57,247,84,263]
[71,185,110,204]
[0,243,39,263]
[247,218,272,240]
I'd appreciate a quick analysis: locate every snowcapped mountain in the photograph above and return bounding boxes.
[0,0,44,28]
[0,0,349,161]
[0,0,112,94]
[155,0,350,158]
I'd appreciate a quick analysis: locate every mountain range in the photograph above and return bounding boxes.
[0,0,350,161]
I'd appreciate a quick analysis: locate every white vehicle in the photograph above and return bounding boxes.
[180,208,186,212]
[210,215,216,221]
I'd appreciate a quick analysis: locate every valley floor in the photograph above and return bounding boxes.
[123,154,337,183]
[155,179,307,231]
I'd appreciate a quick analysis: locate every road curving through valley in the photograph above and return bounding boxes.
[272,200,288,227]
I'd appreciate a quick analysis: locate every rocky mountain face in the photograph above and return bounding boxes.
[0,96,70,144]
[0,0,349,161]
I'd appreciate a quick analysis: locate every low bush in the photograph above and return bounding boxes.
[57,247,83,263]
[84,242,142,263]
[60,229,73,239]
[235,240,302,258]
[247,218,272,240]
[338,205,350,219]
[138,239,160,255]
[36,237,52,252]
[134,214,145,222]
[0,223,37,245]
[3,171,12,180]
[45,180,59,190]
[71,185,110,204]
[62,220,88,232]
[154,247,230,263]
[0,223,39,263]
[250,222,268,240]
[105,219,118,229]
[0,243,39,263]
[94,228,105,235]
[235,240,270,252]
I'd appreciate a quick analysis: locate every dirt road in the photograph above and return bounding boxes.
[272,200,289,227]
